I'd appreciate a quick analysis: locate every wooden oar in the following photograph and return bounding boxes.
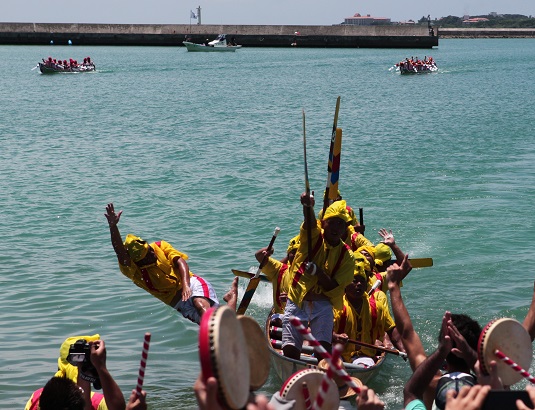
[384,258,433,268]
[322,96,341,218]
[233,258,432,285]
[236,227,280,315]
[346,338,408,359]
[302,110,313,262]
[232,269,271,283]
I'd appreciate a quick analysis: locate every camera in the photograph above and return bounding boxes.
[67,339,91,365]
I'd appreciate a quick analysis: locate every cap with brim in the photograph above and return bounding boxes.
[124,234,149,262]
[434,372,475,410]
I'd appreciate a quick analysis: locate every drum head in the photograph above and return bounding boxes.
[280,369,339,410]
[199,306,250,409]
[478,318,532,386]
[237,315,270,390]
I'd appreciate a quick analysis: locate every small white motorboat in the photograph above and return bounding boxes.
[183,34,241,52]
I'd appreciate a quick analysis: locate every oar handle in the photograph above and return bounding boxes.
[255,227,280,274]
[346,338,407,359]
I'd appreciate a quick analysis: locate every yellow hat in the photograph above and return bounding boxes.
[357,245,376,261]
[323,200,352,223]
[55,334,100,382]
[354,261,367,279]
[374,243,392,266]
[346,206,357,226]
[287,235,300,254]
[124,234,149,262]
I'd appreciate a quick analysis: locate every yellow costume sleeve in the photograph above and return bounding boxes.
[373,291,396,333]
[261,257,283,282]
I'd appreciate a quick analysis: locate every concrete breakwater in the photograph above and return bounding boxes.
[439,28,535,38]
[0,22,437,48]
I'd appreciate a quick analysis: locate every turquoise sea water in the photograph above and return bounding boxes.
[1,39,535,409]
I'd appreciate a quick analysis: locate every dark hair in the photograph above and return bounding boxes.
[39,376,85,410]
[439,313,482,369]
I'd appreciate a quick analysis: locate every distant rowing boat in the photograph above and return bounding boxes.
[394,57,437,74]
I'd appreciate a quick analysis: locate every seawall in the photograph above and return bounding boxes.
[439,28,535,38]
[0,22,438,48]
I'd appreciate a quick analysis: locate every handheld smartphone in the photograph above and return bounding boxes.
[482,389,533,410]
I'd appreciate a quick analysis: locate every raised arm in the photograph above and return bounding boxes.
[403,312,452,406]
[90,340,126,410]
[301,191,316,232]
[105,203,130,266]
[386,255,425,371]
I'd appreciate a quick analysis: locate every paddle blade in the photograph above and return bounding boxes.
[232,269,270,282]
[236,277,261,315]
[327,127,342,201]
[408,258,433,268]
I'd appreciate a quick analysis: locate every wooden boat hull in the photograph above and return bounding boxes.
[38,63,96,74]
[399,65,437,74]
[183,41,240,52]
[265,309,386,386]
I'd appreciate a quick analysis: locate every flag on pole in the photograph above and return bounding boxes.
[190,10,197,19]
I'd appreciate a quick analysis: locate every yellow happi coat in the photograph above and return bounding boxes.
[287,222,354,311]
[119,240,193,305]
[333,291,395,361]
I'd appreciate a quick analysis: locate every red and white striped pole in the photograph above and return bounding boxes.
[136,332,151,396]
[302,381,312,410]
[494,349,535,384]
[312,344,342,410]
[289,316,361,393]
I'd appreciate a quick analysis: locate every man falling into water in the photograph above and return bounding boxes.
[105,203,237,325]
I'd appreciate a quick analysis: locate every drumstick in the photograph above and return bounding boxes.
[369,280,382,294]
[494,349,535,384]
[312,344,342,410]
[136,332,151,396]
[302,381,312,410]
[290,316,361,393]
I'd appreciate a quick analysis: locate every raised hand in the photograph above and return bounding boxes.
[378,228,395,246]
[105,203,122,226]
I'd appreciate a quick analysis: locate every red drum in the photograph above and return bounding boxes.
[478,318,532,386]
[199,306,250,409]
[280,369,339,410]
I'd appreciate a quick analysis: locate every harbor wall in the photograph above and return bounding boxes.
[0,22,437,48]
[438,28,535,38]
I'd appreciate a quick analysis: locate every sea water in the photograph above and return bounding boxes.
[1,39,535,409]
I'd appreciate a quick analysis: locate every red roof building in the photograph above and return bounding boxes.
[342,13,391,26]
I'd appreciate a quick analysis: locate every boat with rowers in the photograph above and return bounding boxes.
[395,56,437,74]
[38,57,96,74]
[265,307,387,386]
[183,34,241,52]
